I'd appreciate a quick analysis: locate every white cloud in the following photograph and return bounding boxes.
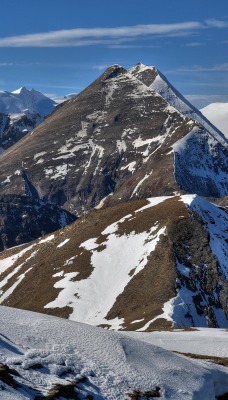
[205,19,228,28]
[0,20,226,47]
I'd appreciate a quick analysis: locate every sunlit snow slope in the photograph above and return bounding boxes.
[201,102,228,138]
[0,306,228,399]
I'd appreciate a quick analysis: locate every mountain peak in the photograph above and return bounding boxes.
[128,63,158,86]
[102,64,127,80]
[135,62,156,69]
[12,86,28,94]
[0,86,56,116]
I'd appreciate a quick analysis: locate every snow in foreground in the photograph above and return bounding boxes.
[0,307,228,399]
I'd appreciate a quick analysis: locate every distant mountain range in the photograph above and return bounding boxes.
[0,87,58,152]
[0,86,56,116]
[0,63,227,330]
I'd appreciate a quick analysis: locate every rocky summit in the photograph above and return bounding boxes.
[0,63,227,329]
[0,64,227,218]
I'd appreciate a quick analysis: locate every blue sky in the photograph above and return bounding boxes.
[0,0,228,107]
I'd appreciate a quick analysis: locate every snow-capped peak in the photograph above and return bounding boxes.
[129,62,227,143]
[12,86,27,94]
[0,86,57,116]
[130,62,157,72]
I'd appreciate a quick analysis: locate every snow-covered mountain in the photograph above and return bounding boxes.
[200,102,228,138]
[0,87,58,152]
[1,194,227,329]
[0,64,227,219]
[0,63,227,331]
[0,305,228,399]
[0,87,56,116]
[129,63,226,140]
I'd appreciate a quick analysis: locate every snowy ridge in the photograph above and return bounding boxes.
[0,306,228,399]
[129,63,227,143]
[201,102,228,138]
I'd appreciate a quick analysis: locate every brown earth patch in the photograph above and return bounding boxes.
[0,199,148,317]
[175,352,228,367]
[106,197,189,330]
[0,362,20,389]
[126,387,160,399]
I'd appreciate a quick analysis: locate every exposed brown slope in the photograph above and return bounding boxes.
[0,65,197,216]
[0,196,227,329]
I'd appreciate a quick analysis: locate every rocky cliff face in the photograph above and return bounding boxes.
[0,194,76,251]
[0,64,227,218]
[0,195,227,329]
[0,112,43,152]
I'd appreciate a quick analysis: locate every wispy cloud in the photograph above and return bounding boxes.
[205,19,228,28]
[0,62,14,66]
[177,63,228,72]
[182,42,205,47]
[92,64,112,71]
[108,44,160,49]
[0,20,227,47]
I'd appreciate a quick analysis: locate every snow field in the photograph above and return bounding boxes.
[1,306,228,399]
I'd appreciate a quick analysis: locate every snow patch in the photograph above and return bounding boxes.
[57,239,70,248]
[39,234,55,244]
[45,219,165,329]
[120,161,136,173]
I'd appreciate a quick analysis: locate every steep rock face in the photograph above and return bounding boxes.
[0,112,43,151]
[0,64,227,218]
[0,195,227,329]
[0,194,76,251]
